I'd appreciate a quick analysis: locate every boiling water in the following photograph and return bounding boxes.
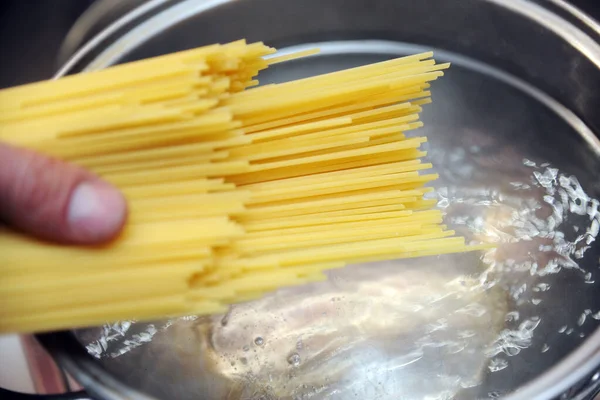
[75,43,600,400]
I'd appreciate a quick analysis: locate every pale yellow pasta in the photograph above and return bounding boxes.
[0,39,490,334]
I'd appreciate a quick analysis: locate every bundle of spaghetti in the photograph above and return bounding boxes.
[0,40,490,334]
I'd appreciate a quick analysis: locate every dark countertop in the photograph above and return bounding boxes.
[0,0,598,90]
[0,0,93,89]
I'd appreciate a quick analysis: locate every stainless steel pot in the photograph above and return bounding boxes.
[29,0,600,399]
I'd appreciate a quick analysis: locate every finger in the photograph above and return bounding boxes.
[0,143,127,244]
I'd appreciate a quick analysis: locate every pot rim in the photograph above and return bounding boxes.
[50,1,600,399]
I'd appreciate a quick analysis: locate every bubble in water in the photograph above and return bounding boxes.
[455,303,487,317]
[592,311,600,320]
[531,298,542,305]
[486,318,540,357]
[427,318,449,333]
[541,344,550,353]
[221,311,231,327]
[558,325,568,333]
[287,353,301,367]
[488,358,508,372]
[296,339,304,350]
[458,330,476,339]
[446,341,467,354]
[243,345,250,352]
[578,312,587,326]
[590,219,600,238]
[511,284,527,300]
[505,311,520,322]
[459,378,480,389]
[533,283,551,292]
[254,337,264,346]
[533,169,556,190]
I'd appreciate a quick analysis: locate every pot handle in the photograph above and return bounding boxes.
[0,388,88,400]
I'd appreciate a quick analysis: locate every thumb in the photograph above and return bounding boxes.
[0,143,127,244]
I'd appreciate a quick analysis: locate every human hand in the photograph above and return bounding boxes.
[0,143,127,244]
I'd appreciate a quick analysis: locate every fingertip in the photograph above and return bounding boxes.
[67,180,128,243]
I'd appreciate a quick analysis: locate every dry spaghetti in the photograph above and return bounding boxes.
[0,40,489,334]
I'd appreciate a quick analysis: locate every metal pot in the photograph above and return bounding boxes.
[11,0,600,399]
